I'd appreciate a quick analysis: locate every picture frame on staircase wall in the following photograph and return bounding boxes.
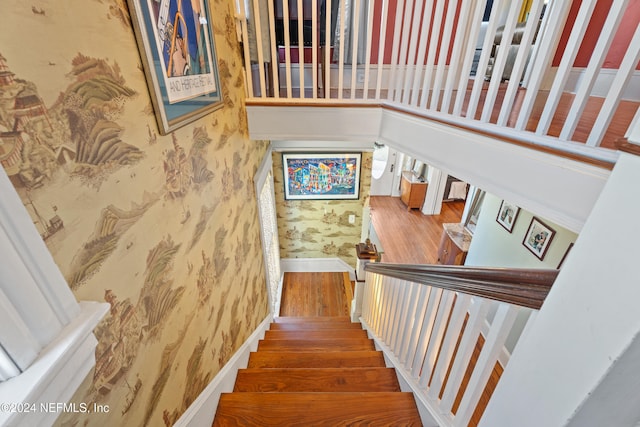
[128,0,223,135]
[496,200,520,233]
[522,217,555,261]
[282,153,362,200]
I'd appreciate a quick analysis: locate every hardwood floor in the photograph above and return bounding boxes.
[370,196,466,264]
[279,272,350,317]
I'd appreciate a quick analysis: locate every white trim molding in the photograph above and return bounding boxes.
[280,258,356,282]
[173,314,272,427]
[0,301,109,427]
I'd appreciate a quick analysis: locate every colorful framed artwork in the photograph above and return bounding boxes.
[128,0,223,134]
[523,217,555,261]
[496,200,520,233]
[283,153,362,200]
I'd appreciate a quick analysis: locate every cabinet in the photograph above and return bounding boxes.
[437,223,472,265]
[400,171,427,210]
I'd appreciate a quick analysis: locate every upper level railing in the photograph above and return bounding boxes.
[359,262,557,426]
[236,0,640,158]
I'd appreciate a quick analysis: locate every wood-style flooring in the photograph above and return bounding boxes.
[370,196,465,264]
[279,272,350,317]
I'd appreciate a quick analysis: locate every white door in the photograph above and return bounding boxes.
[370,144,398,196]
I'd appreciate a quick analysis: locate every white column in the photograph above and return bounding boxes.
[479,152,640,427]
[421,166,447,215]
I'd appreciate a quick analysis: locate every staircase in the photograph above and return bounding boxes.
[213,316,422,426]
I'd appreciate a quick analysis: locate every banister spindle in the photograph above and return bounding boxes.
[559,0,629,141]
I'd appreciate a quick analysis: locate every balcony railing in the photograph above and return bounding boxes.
[236,0,640,159]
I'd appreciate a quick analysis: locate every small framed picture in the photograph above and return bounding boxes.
[128,0,223,134]
[496,200,520,233]
[523,217,555,260]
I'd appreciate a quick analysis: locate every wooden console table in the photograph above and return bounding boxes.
[400,171,427,210]
[437,223,472,265]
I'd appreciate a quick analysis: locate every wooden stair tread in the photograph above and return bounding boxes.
[234,367,401,392]
[264,329,369,340]
[213,392,422,426]
[273,316,352,323]
[257,338,375,352]
[247,351,387,368]
[269,321,364,330]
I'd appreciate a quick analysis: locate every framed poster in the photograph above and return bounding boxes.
[128,0,223,134]
[496,200,520,232]
[283,153,362,200]
[523,217,555,260]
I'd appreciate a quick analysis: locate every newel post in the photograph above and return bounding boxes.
[352,241,379,322]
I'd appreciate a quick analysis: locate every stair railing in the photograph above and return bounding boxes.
[237,0,640,156]
[359,262,557,427]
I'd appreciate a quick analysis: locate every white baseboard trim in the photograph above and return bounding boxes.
[360,317,447,427]
[173,314,273,427]
[540,68,640,101]
[280,258,356,281]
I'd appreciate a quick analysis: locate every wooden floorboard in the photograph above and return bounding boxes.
[370,197,465,264]
[279,272,350,317]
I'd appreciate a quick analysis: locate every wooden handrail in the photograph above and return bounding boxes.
[364,263,558,310]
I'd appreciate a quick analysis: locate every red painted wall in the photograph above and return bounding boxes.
[369,0,462,64]
[552,0,640,69]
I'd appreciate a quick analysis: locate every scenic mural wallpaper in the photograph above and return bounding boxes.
[273,152,372,268]
[0,0,269,425]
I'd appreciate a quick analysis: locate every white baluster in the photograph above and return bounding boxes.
[312,0,318,98]
[297,0,305,97]
[409,0,434,107]
[452,0,489,116]
[515,0,573,130]
[496,0,546,125]
[480,0,521,122]
[418,0,447,109]
[411,287,443,379]
[465,0,508,120]
[387,0,407,101]
[418,289,456,389]
[375,0,390,99]
[362,0,375,100]
[536,0,598,136]
[586,21,640,147]
[282,0,294,98]
[429,0,460,110]
[427,293,472,400]
[439,297,491,413]
[267,0,280,97]
[452,303,519,427]
[559,0,629,141]
[252,0,268,97]
[403,285,431,368]
[402,0,427,105]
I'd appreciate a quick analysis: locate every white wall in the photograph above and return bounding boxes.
[465,193,578,269]
[479,153,640,427]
